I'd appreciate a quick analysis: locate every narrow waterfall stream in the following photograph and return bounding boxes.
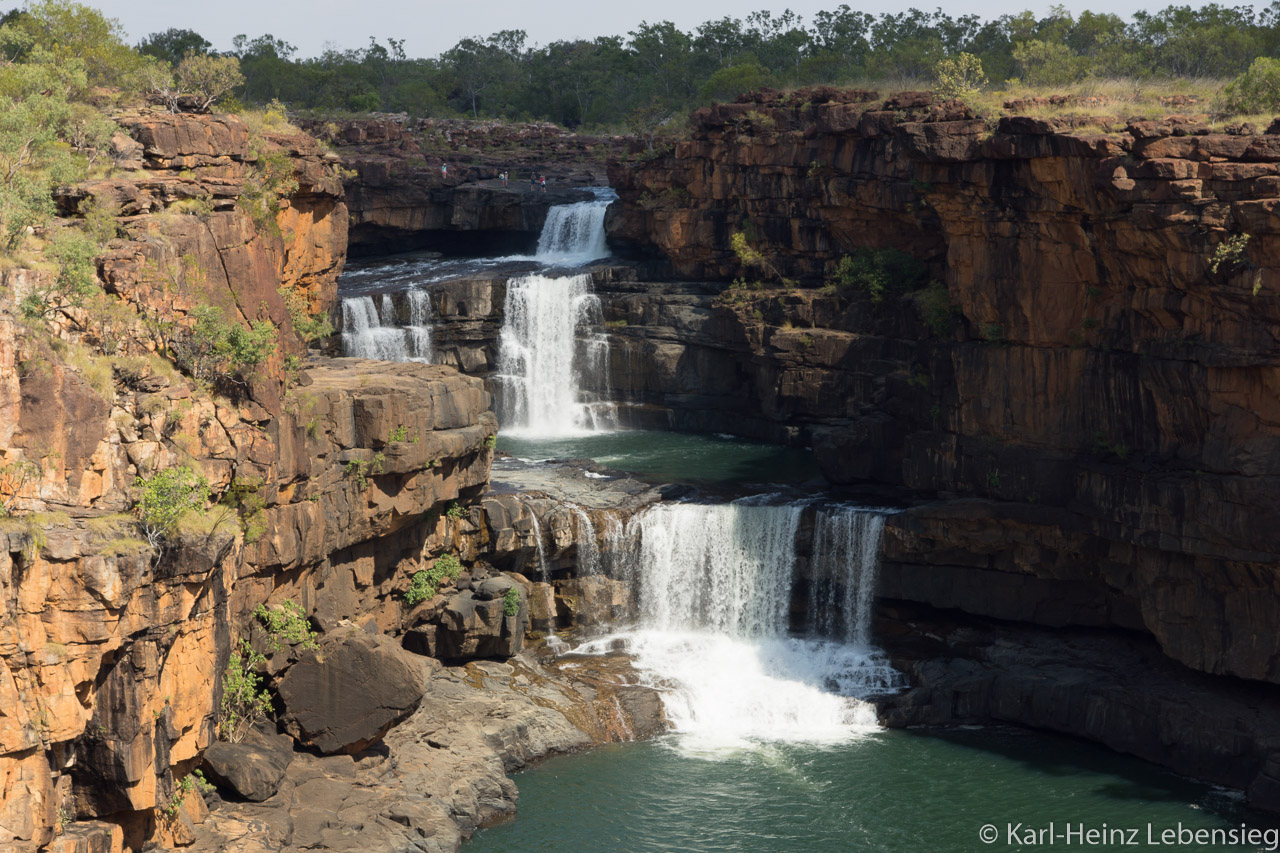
[579,500,902,753]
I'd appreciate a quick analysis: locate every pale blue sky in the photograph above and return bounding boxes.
[91,0,1254,58]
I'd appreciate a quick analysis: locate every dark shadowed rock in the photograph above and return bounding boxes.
[277,633,428,755]
[201,740,291,802]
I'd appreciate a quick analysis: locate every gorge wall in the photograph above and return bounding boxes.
[590,88,1280,802]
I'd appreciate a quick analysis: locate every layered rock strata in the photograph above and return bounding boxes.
[0,110,519,851]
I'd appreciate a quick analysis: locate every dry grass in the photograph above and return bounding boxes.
[773,76,1263,128]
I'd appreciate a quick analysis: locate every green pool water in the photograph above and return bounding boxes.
[468,729,1276,853]
[497,430,821,487]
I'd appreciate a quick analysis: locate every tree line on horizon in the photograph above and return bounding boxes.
[6,0,1280,128]
[124,3,1280,125]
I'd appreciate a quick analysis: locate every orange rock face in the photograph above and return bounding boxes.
[0,112,494,849]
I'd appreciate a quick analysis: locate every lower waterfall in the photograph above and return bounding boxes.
[579,500,902,754]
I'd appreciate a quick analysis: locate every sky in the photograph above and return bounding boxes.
[91,0,1247,58]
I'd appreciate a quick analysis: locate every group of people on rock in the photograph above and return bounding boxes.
[439,163,547,192]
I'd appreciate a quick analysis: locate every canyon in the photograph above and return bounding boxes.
[4,86,1280,853]
[330,89,1280,814]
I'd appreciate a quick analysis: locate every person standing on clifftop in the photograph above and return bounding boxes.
[501,170,509,187]
[540,175,546,193]
[529,172,537,192]
[441,163,448,180]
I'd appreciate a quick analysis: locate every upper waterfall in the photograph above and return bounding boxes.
[534,190,613,265]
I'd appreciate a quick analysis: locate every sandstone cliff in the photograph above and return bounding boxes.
[0,111,507,851]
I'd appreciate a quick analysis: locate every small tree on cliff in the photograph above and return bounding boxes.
[143,51,244,113]
[133,465,210,560]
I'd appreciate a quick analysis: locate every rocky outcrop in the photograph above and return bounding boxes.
[200,739,291,803]
[277,633,429,755]
[186,651,664,852]
[873,603,1280,809]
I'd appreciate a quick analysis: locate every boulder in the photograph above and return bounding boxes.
[435,581,525,660]
[201,740,292,802]
[277,633,428,755]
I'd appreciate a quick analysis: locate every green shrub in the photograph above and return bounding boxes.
[914,280,953,337]
[238,144,298,236]
[160,769,212,819]
[1209,233,1250,273]
[1011,39,1082,86]
[829,248,928,304]
[222,475,266,543]
[403,553,464,605]
[133,465,209,554]
[730,231,784,285]
[168,305,277,387]
[20,229,101,320]
[219,639,270,742]
[933,53,986,99]
[0,459,39,516]
[445,501,465,519]
[278,285,335,342]
[1222,58,1280,115]
[503,586,520,617]
[345,452,385,489]
[253,601,317,651]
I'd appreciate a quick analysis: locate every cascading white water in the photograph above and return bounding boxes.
[571,506,601,576]
[636,502,802,637]
[495,273,616,436]
[524,501,550,582]
[535,197,611,264]
[341,290,433,362]
[578,499,903,754]
[807,506,889,646]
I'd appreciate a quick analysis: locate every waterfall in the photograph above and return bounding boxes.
[571,506,601,576]
[534,196,611,265]
[341,290,433,362]
[494,273,616,436]
[807,506,889,646]
[525,503,550,582]
[600,511,629,578]
[636,502,803,637]
[578,499,902,753]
